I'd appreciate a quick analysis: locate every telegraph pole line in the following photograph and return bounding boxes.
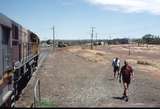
[96,33,97,42]
[91,27,95,50]
[107,35,111,50]
[109,35,111,43]
[52,26,55,51]
[95,33,97,47]
[128,36,131,55]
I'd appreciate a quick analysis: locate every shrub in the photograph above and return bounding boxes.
[137,60,152,65]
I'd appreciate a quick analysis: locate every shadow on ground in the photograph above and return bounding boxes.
[112,96,124,101]
[108,78,114,81]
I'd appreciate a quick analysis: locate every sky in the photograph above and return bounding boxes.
[1,0,160,40]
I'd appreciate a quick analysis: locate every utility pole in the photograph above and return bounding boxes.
[95,33,97,47]
[53,26,55,51]
[109,35,111,44]
[91,27,95,50]
[128,37,131,56]
[108,35,111,45]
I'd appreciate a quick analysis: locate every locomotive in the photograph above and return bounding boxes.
[0,13,40,107]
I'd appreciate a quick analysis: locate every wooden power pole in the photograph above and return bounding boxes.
[53,26,55,51]
[91,27,95,50]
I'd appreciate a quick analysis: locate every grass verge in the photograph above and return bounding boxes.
[37,99,56,107]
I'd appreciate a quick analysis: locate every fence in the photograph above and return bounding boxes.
[32,79,41,107]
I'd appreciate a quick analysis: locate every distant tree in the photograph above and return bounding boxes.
[142,34,152,42]
[40,40,46,44]
[142,34,153,47]
[46,40,52,45]
[141,34,160,46]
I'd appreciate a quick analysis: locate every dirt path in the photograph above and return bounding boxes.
[36,47,160,107]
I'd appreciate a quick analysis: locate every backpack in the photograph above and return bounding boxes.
[112,59,119,67]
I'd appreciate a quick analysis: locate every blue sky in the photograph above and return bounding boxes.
[1,0,160,40]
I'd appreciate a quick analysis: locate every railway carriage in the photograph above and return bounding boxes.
[0,13,40,107]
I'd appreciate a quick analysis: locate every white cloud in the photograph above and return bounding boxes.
[86,0,160,15]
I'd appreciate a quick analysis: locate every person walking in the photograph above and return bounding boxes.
[112,57,121,79]
[119,60,134,102]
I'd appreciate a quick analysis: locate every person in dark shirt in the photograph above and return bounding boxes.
[119,60,134,102]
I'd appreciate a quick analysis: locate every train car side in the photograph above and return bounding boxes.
[0,13,40,107]
[0,13,14,107]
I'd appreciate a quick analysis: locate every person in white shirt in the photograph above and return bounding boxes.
[112,57,120,79]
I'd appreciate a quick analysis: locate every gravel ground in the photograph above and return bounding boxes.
[37,46,160,107]
[16,45,160,107]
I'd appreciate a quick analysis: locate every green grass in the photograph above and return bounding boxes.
[37,99,56,107]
